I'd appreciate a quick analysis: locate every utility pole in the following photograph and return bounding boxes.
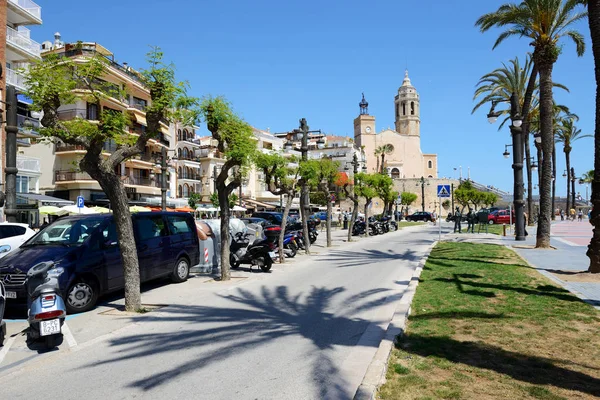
[161,146,167,211]
[299,118,311,254]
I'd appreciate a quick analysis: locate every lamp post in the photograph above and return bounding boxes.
[416,176,429,212]
[4,86,18,223]
[154,148,177,211]
[487,92,525,241]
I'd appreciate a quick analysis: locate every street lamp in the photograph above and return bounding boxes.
[415,176,429,212]
[503,144,512,159]
[487,93,526,241]
[154,148,178,211]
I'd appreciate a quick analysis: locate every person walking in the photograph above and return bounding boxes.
[578,208,583,222]
[431,210,437,224]
[570,208,576,221]
[466,208,474,233]
[560,209,565,221]
[523,211,528,236]
[453,207,462,233]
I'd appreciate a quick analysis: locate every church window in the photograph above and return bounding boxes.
[395,104,399,118]
[402,102,406,116]
[428,175,433,178]
[411,102,415,115]
[391,168,400,179]
[428,160,433,169]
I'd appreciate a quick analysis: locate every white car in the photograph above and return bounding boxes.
[0,222,36,259]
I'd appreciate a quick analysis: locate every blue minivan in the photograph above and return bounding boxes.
[0,212,199,314]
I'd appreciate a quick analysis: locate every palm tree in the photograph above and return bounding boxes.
[476,0,587,248]
[556,115,592,212]
[375,144,394,174]
[577,0,600,272]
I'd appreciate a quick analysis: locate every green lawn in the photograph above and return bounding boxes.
[379,242,600,400]
[397,221,426,229]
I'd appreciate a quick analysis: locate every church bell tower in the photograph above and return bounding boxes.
[353,93,376,148]
[394,70,420,136]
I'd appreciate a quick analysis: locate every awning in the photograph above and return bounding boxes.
[244,198,276,210]
[17,193,74,206]
[133,114,147,126]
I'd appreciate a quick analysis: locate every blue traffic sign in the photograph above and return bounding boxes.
[77,196,85,208]
[437,185,451,198]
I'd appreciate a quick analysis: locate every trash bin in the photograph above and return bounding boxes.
[343,214,348,230]
[193,218,247,274]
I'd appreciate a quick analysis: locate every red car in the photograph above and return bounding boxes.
[488,210,514,224]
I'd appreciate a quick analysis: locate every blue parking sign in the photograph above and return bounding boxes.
[77,196,85,208]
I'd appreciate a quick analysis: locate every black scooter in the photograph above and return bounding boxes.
[230,232,274,272]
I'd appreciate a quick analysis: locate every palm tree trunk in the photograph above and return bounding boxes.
[381,154,385,174]
[552,146,557,220]
[522,66,538,226]
[588,0,600,273]
[535,62,554,248]
[571,167,576,209]
[566,150,571,215]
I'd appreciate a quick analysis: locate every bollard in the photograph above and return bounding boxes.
[502,224,506,236]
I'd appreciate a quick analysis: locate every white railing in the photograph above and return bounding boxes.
[8,0,42,20]
[6,67,26,90]
[17,156,40,173]
[6,26,41,58]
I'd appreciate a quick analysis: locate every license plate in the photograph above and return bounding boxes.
[5,291,16,299]
[268,251,276,259]
[40,319,61,336]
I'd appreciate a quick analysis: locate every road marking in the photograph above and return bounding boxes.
[554,237,581,247]
[0,335,17,366]
[61,322,77,348]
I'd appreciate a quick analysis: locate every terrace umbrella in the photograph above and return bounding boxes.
[129,205,151,213]
[56,205,95,215]
[90,206,111,214]
[231,205,246,212]
[175,206,195,213]
[38,206,61,215]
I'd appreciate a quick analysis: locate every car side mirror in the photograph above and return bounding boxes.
[103,240,118,248]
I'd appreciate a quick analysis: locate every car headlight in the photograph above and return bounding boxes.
[47,267,64,278]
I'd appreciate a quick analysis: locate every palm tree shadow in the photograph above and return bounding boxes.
[79,285,404,398]
[318,248,422,268]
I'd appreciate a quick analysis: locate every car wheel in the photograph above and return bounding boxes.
[171,257,190,283]
[488,220,495,225]
[66,279,98,314]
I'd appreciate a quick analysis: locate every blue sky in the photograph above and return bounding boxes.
[30,0,595,196]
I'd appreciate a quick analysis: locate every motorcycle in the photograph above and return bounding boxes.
[282,232,299,258]
[0,280,6,346]
[352,220,367,236]
[25,261,66,348]
[230,232,274,272]
[380,216,398,232]
[368,217,384,235]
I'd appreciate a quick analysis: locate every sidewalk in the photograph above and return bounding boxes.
[446,221,600,310]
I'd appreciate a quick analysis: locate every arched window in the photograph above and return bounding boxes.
[411,102,415,115]
[183,184,189,197]
[182,148,188,159]
[178,148,182,159]
[428,175,433,178]
[178,167,182,177]
[177,129,182,141]
[391,168,400,179]
[402,102,406,116]
[428,160,433,169]
[178,185,182,197]
[395,104,399,118]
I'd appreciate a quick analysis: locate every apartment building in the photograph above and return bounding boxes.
[23,38,171,205]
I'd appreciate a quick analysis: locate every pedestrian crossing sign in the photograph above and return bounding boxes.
[437,185,451,198]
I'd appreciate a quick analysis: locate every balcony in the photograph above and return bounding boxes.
[16,155,40,173]
[7,0,42,25]
[55,171,93,182]
[197,148,224,159]
[122,176,159,187]
[6,67,26,90]
[178,174,202,181]
[17,114,40,138]
[6,26,41,59]
[55,143,86,153]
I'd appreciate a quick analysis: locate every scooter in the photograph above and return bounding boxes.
[25,261,66,348]
[230,232,274,272]
[0,280,6,346]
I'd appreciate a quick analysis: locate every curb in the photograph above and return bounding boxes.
[353,240,437,400]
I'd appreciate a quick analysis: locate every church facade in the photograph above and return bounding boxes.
[353,71,438,179]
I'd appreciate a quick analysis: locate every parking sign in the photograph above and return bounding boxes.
[77,196,84,208]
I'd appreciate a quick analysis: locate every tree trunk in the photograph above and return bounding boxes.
[349,197,358,242]
[522,66,538,226]
[380,154,385,174]
[535,62,555,248]
[279,194,293,263]
[326,192,332,247]
[566,150,571,214]
[300,187,311,255]
[571,167,576,210]
[588,0,600,273]
[364,199,371,221]
[97,173,141,312]
[217,181,232,281]
[551,143,556,220]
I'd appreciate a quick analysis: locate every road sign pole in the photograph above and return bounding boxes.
[439,196,441,241]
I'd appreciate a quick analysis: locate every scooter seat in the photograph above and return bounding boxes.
[30,281,60,300]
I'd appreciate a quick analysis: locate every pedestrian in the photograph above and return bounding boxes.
[337,213,342,230]
[453,206,462,233]
[578,208,583,222]
[431,210,437,224]
[560,209,564,221]
[466,208,474,233]
[570,208,576,221]
[40,219,49,230]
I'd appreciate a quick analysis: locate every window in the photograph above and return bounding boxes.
[391,168,400,179]
[428,160,433,169]
[402,102,406,116]
[183,183,189,197]
[395,104,399,118]
[183,129,188,140]
[136,215,168,241]
[0,226,20,239]
[411,102,415,115]
[167,215,191,235]
[177,129,182,141]
[178,148,182,159]
[16,176,29,193]
[178,185,182,197]
[87,103,98,120]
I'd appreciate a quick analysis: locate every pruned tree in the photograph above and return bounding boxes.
[302,158,340,247]
[354,172,378,221]
[200,97,256,281]
[188,192,201,209]
[401,192,418,215]
[256,152,300,260]
[25,48,192,312]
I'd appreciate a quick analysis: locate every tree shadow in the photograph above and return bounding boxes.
[79,285,405,398]
[398,334,600,397]
[317,248,422,268]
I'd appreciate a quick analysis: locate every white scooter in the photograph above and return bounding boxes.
[25,262,66,348]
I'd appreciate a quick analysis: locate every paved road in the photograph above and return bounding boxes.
[0,224,439,400]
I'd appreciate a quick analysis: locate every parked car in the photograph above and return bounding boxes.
[251,212,294,226]
[0,222,36,259]
[406,211,433,222]
[0,212,200,314]
[241,217,270,228]
[488,209,514,224]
